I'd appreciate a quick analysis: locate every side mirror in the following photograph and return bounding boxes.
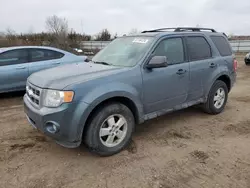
[146,56,168,69]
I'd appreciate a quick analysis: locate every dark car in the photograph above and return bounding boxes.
[245,52,250,65]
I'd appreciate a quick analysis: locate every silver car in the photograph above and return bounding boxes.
[0,46,86,93]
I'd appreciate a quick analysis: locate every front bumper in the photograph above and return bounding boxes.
[24,94,88,148]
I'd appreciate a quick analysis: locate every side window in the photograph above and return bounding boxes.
[210,36,232,56]
[186,36,212,61]
[30,49,64,62]
[154,38,184,64]
[46,50,64,59]
[31,49,46,62]
[0,49,28,66]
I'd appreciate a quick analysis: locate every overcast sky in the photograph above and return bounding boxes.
[0,0,249,35]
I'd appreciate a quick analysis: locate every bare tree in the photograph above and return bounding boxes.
[5,27,16,41]
[46,15,68,35]
[45,15,69,48]
[6,27,15,36]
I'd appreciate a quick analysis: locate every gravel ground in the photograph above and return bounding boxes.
[0,55,250,188]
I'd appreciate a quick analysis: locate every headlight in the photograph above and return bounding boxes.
[43,89,74,108]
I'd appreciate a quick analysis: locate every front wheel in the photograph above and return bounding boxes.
[84,103,135,156]
[203,80,228,114]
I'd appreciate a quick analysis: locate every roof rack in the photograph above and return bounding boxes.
[141,27,217,33]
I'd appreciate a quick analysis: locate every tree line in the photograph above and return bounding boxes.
[0,15,115,53]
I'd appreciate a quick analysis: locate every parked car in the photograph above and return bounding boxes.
[0,46,86,93]
[24,27,237,156]
[73,48,83,53]
[244,52,250,65]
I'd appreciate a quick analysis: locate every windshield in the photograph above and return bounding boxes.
[92,36,153,67]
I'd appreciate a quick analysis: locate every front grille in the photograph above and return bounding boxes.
[26,83,42,107]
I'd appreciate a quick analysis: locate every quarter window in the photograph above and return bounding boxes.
[186,36,212,61]
[30,49,64,62]
[210,36,232,56]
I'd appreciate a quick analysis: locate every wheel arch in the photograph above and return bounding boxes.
[79,95,144,142]
[216,75,231,92]
[205,73,231,99]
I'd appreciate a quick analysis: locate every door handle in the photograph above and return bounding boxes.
[53,63,61,65]
[16,67,26,70]
[176,69,187,75]
[210,63,217,68]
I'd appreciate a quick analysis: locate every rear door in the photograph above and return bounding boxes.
[28,48,65,75]
[185,35,214,100]
[0,49,29,92]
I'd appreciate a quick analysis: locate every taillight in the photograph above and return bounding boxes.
[233,59,238,72]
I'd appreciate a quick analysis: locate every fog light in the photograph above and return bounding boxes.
[45,121,60,134]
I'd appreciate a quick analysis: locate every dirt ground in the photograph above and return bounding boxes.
[1,55,250,188]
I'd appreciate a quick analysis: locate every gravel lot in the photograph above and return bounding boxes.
[1,55,250,188]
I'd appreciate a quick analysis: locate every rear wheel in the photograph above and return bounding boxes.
[203,80,228,114]
[84,103,135,156]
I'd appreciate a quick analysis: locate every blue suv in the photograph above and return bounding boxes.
[24,27,237,156]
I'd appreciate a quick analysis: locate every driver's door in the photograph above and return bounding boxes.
[142,37,190,114]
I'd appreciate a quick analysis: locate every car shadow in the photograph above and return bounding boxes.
[0,91,25,99]
[0,91,25,108]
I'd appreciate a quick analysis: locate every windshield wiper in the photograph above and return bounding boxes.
[93,61,112,66]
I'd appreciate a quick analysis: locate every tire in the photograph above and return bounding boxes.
[84,103,135,156]
[202,80,228,114]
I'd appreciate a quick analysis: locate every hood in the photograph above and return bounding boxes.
[28,62,125,89]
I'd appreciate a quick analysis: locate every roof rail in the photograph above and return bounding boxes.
[175,27,216,32]
[141,27,217,33]
[141,28,177,33]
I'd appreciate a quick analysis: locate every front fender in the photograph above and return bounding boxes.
[81,82,142,106]
[74,83,144,141]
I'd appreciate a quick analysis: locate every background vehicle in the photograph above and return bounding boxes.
[24,27,237,156]
[0,46,86,93]
[244,52,250,65]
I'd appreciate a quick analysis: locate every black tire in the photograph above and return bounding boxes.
[202,80,228,114]
[84,103,135,156]
[245,59,250,66]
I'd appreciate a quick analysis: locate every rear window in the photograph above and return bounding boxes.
[210,36,232,56]
[186,36,212,61]
[30,49,64,62]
